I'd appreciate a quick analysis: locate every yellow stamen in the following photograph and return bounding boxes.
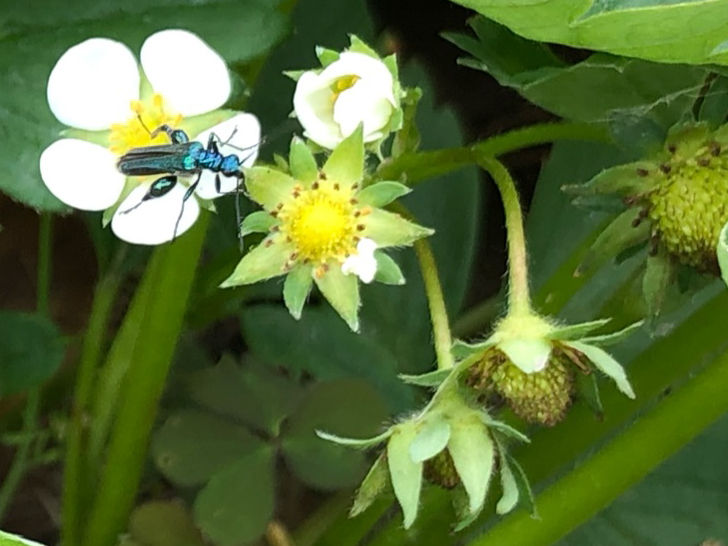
[108,93,183,156]
[278,180,363,266]
[330,75,360,103]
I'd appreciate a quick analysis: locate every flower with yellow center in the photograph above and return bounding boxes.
[39,29,260,245]
[221,126,433,331]
[565,122,728,314]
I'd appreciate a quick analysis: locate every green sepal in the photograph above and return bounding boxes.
[348,35,379,59]
[289,136,318,187]
[452,484,480,532]
[451,338,493,360]
[549,318,611,341]
[383,53,400,85]
[322,125,364,188]
[409,418,450,463]
[357,181,411,207]
[315,46,340,67]
[351,453,389,517]
[240,210,277,238]
[316,428,392,449]
[665,122,711,159]
[272,153,288,171]
[283,264,314,320]
[480,414,530,444]
[387,421,423,529]
[362,209,433,247]
[566,341,635,399]
[220,237,291,287]
[575,208,651,276]
[563,161,658,198]
[283,69,306,81]
[498,336,552,373]
[576,372,603,419]
[643,248,675,317]
[448,413,494,514]
[245,166,297,210]
[391,87,422,157]
[399,368,451,387]
[314,263,361,332]
[718,221,728,287]
[373,251,406,285]
[496,448,519,515]
[580,320,644,346]
[502,451,537,517]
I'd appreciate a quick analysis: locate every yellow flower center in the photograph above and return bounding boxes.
[277,176,370,271]
[108,94,182,155]
[330,75,360,103]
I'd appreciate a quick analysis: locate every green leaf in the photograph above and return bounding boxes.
[0,1,286,211]
[193,447,275,546]
[0,531,45,546]
[568,341,636,399]
[152,409,264,487]
[409,418,451,463]
[446,3,728,66]
[281,379,388,489]
[289,136,318,186]
[387,421,423,529]
[351,453,389,517]
[373,251,406,285]
[283,263,314,319]
[323,125,364,185]
[240,305,413,412]
[448,414,495,514]
[220,236,290,287]
[447,17,706,124]
[314,265,361,332]
[239,210,276,238]
[186,357,303,436]
[0,311,65,395]
[128,501,205,546]
[363,208,434,248]
[356,181,412,208]
[718,221,728,287]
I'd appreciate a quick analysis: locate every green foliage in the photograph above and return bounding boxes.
[446,0,728,66]
[153,357,387,544]
[0,311,65,395]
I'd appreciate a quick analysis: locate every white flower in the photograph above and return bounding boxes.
[341,237,378,283]
[39,29,261,245]
[293,51,398,150]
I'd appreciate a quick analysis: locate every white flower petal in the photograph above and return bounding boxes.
[342,238,378,283]
[319,52,395,105]
[39,138,125,210]
[47,38,140,130]
[194,112,261,199]
[111,180,200,245]
[498,337,552,373]
[293,71,342,149]
[334,79,394,141]
[141,29,230,117]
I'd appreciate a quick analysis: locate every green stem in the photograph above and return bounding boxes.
[376,122,609,184]
[62,250,125,546]
[414,238,454,370]
[475,155,531,316]
[0,213,52,520]
[467,343,728,546]
[82,214,209,546]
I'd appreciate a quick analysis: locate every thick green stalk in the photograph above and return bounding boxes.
[81,214,209,546]
[62,265,124,546]
[375,122,609,184]
[414,238,454,370]
[0,214,52,520]
[475,155,531,316]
